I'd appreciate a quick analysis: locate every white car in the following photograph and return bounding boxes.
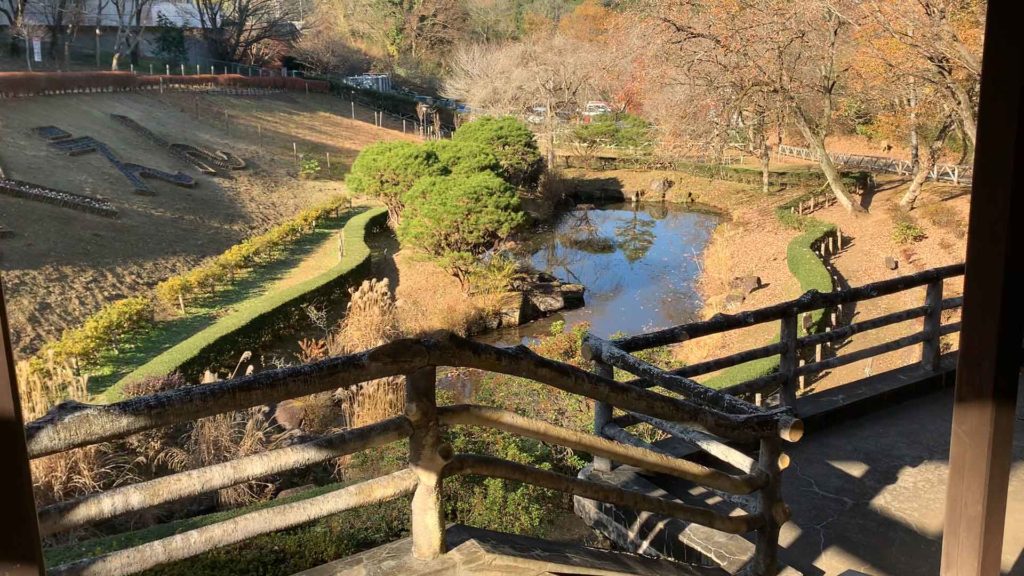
[583,101,613,117]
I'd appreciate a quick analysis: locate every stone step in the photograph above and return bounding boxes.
[295,523,724,576]
[574,465,802,576]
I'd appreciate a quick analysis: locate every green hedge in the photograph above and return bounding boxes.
[105,207,387,401]
[700,203,837,390]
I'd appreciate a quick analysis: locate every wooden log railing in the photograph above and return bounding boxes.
[581,264,964,573]
[27,331,799,576]
[777,144,972,185]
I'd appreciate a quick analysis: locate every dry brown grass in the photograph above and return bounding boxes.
[918,202,967,239]
[393,252,489,337]
[16,353,88,422]
[328,279,406,429]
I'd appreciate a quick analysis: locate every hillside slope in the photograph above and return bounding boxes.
[0,91,416,357]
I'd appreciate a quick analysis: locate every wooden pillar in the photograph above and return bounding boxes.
[921,280,943,373]
[0,281,45,575]
[750,437,784,576]
[778,313,798,407]
[406,366,447,560]
[592,360,614,472]
[941,2,1024,573]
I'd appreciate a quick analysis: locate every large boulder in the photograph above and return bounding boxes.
[724,293,746,311]
[273,399,306,431]
[728,275,763,295]
[650,178,675,199]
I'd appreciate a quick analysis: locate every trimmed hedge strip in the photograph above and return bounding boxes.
[106,207,387,400]
[154,197,353,311]
[700,201,837,390]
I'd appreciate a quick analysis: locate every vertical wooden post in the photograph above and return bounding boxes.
[0,282,45,575]
[406,366,446,560]
[351,101,355,119]
[779,313,798,407]
[921,280,943,372]
[592,359,614,472]
[941,3,1024,573]
[750,437,784,576]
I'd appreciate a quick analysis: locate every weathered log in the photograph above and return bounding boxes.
[612,263,964,352]
[429,335,791,442]
[797,332,927,376]
[440,404,762,494]
[942,296,964,310]
[627,412,760,475]
[49,469,418,576]
[406,367,446,560]
[38,416,413,536]
[720,374,784,398]
[940,322,963,336]
[750,437,787,576]
[798,305,929,348]
[582,335,802,442]
[27,333,795,457]
[443,454,762,535]
[26,342,428,458]
[592,359,614,472]
[658,341,785,380]
[922,282,944,372]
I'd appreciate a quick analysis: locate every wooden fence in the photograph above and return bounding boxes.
[777,144,972,185]
[24,264,965,576]
[27,333,799,576]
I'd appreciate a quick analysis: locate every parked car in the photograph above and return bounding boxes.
[583,101,613,117]
[525,105,547,124]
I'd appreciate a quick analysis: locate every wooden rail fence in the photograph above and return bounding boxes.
[24,264,964,576]
[777,144,972,185]
[27,331,799,576]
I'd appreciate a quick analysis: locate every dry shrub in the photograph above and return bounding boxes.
[919,202,967,239]
[158,407,279,507]
[393,253,488,337]
[31,444,138,509]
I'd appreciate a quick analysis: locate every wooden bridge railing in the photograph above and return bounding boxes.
[777,144,972,185]
[27,331,799,576]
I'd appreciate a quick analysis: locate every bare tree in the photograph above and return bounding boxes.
[445,33,601,164]
[110,0,152,70]
[651,0,864,212]
[1,0,29,56]
[860,0,983,150]
[192,0,298,63]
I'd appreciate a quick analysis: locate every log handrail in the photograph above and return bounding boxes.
[438,404,765,494]
[27,334,794,459]
[441,454,766,535]
[37,416,415,536]
[612,263,964,352]
[27,264,968,576]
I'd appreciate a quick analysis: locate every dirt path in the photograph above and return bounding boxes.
[689,171,969,393]
[805,180,967,392]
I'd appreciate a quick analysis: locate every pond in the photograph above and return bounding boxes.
[483,202,722,344]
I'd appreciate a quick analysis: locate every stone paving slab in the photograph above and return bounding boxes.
[780,385,1024,576]
[295,524,725,576]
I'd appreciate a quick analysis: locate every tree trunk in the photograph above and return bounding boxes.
[111,50,121,70]
[24,34,32,71]
[900,117,955,211]
[95,26,101,68]
[793,111,863,213]
[759,139,770,195]
[908,80,920,173]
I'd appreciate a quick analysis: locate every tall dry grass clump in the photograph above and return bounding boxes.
[329,279,406,428]
[393,253,488,336]
[17,353,88,422]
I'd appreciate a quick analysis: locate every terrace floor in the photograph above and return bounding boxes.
[778,383,1024,575]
